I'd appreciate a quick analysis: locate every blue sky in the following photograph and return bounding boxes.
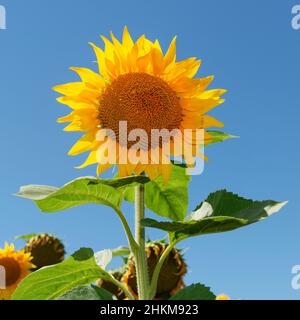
[0,0,299,299]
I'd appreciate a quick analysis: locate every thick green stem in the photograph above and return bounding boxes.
[134,184,149,300]
[148,241,178,300]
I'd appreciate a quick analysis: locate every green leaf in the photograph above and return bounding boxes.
[12,248,108,300]
[142,190,288,241]
[170,283,216,300]
[16,176,148,213]
[14,233,38,240]
[206,131,239,145]
[111,246,130,257]
[91,285,114,300]
[124,165,190,221]
[89,175,150,189]
[57,285,113,300]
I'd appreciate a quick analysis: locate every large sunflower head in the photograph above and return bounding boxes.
[0,243,34,300]
[53,27,226,181]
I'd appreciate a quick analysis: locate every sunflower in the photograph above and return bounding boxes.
[53,27,226,181]
[0,243,34,300]
[24,234,65,270]
[121,241,187,300]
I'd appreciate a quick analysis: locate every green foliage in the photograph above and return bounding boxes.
[142,190,288,242]
[12,248,109,300]
[170,283,216,300]
[57,285,113,300]
[124,164,190,221]
[206,130,239,145]
[111,246,130,257]
[14,233,38,240]
[16,176,149,213]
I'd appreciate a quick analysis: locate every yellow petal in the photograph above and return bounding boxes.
[118,164,129,177]
[181,97,225,114]
[105,57,118,79]
[70,67,106,88]
[97,162,113,176]
[68,130,99,156]
[164,36,177,68]
[57,112,74,123]
[170,77,203,97]
[100,35,115,62]
[181,115,224,129]
[198,89,227,99]
[136,34,153,56]
[145,165,160,180]
[151,43,164,75]
[122,26,134,51]
[52,82,85,95]
[202,115,224,128]
[89,42,110,79]
[195,76,215,93]
[110,32,127,72]
[57,96,98,110]
[76,150,98,168]
[136,52,151,72]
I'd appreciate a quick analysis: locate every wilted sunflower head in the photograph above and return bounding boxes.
[24,234,65,270]
[53,27,226,181]
[0,243,34,300]
[122,241,187,299]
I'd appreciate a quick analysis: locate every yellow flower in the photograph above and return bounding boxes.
[216,294,230,300]
[53,27,226,181]
[0,243,34,300]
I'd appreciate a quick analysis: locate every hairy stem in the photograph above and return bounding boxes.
[148,240,178,300]
[134,184,149,300]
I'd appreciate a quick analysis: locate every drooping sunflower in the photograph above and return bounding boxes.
[97,241,186,300]
[0,243,34,300]
[121,241,187,300]
[53,27,226,181]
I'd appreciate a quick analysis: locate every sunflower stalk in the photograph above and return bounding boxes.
[148,241,178,300]
[134,184,150,300]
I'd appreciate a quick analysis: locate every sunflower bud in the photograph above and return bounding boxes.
[24,234,65,270]
[122,241,187,299]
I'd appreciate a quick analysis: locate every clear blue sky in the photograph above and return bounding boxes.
[0,0,299,299]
